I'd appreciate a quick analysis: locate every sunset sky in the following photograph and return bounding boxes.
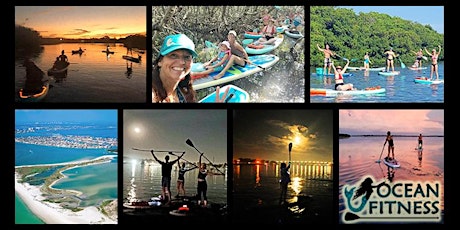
[15,6,146,39]
[339,109,444,136]
[123,110,227,164]
[233,110,333,162]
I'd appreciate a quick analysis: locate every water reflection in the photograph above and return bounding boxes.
[15,43,146,103]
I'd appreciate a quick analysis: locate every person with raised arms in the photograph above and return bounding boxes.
[424,45,442,80]
[332,58,354,91]
[317,43,336,75]
[151,150,185,205]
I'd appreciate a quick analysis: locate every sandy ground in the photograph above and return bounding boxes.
[15,173,117,224]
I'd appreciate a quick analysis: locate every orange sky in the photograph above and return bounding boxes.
[15,6,146,39]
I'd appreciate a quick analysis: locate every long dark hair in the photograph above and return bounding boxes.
[152,56,197,103]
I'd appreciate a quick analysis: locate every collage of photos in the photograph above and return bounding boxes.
[11,3,447,228]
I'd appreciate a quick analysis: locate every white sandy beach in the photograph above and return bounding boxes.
[15,172,117,224]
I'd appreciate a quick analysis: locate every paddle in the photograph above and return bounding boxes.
[375,143,386,163]
[166,151,199,168]
[243,58,266,70]
[186,139,225,175]
[288,142,292,162]
[397,57,406,68]
[132,147,184,153]
[224,93,234,103]
[422,56,428,61]
[345,212,407,221]
[334,54,356,62]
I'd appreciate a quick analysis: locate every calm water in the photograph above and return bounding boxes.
[122,160,227,204]
[338,136,444,223]
[310,62,444,103]
[53,158,118,207]
[15,43,146,103]
[197,36,305,102]
[15,124,118,223]
[233,163,334,224]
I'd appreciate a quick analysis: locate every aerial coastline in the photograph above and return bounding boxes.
[15,155,118,224]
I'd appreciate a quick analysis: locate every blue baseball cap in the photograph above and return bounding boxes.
[160,34,198,58]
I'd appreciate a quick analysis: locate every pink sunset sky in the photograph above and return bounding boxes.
[339,109,444,136]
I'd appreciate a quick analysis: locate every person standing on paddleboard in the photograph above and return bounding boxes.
[176,161,197,197]
[384,131,395,161]
[197,153,209,207]
[418,133,423,149]
[363,52,372,70]
[412,49,424,68]
[384,48,398,72]
[279,162,291,205]
[424,45,442,80]
[151,150,185,205]
[317,43,336,75]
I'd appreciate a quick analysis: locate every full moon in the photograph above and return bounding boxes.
[134,127,141,133]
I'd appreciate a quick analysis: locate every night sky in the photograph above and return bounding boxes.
[233,109,333,162]
[123,110,227,164]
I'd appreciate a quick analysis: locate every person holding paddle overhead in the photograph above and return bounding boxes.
[317,43,336,75]
[176,160,198,197]
[197,153,209,207]
[384,131,395,161]
[151,150,185,205]
[332,59,354,91]
[384,47,398,72]
[424,45,442,80]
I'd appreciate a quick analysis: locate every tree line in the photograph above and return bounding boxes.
[310,6,444,67]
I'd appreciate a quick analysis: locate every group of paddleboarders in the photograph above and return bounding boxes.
[382,131,424,163]
[316,43,443,91]
[150,150,218,207]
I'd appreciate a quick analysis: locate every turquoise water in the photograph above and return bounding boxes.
[53,158,118,207]
[15,124,118,223]
[15,194,45,224]
[310,61,444,103]
[15,143,111,166]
